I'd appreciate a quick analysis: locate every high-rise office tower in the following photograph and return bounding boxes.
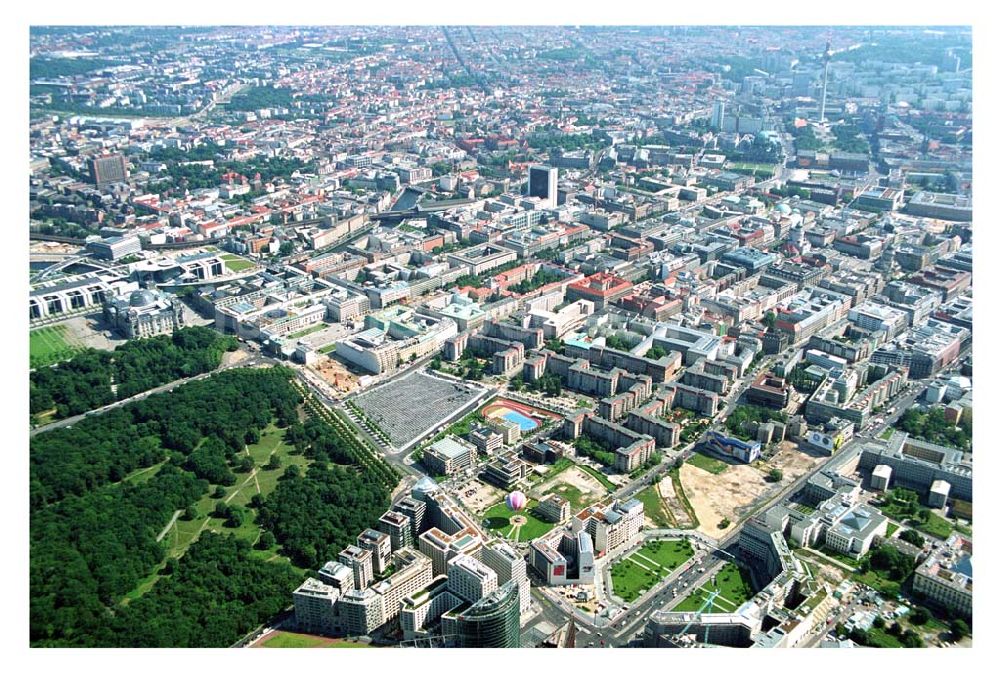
[528,165,558,208]
[711,100,726,131]
[449,580,521,648]
[447,554,498,604]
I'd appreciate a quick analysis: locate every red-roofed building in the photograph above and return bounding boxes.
[566,272,634,310]
[456,285,492,302]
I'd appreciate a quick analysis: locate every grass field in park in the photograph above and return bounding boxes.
[546,482,586,511]
[673,561,755,613]
[686,452,729,475]
[221,253,256,272]
[121,423,311,603]
[610,539,694,602]
[482,499,556,542]
[30,324,85,368]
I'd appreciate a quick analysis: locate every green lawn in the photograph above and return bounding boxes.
[122,461,167,485]
[260,632,374,648]
[674,562,754,613]
[543,482,589,511]
[686,452,729,475]
[864,627,905,648]
[729,161,777,174]
[918,512,953,540]
[221,254,256,272]
[610,539,693,602]
[545,456,574,476]
[263,633,330,648]
[286,323,328,340]
[818,546,862,569]
[886,522,900,538]
[30,324,85,368]
[635,485,673,528]
[319,343,338,354]
[482,499,557,542]
[882,508,953,540]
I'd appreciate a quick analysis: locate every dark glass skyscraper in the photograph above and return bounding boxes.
[455,580,520,648]
[527,165,557,207]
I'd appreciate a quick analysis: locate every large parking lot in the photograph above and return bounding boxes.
[349,370,487,448]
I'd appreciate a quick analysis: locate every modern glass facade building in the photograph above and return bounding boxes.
[454,580,520,648]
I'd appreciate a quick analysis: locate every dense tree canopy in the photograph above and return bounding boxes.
[30,326,239,418]
[30,367,300,508]
[896,406,971,452]
[257,457,392,569]
[30,364,403,647]
[30,368,302,646]
[31,465,208,645]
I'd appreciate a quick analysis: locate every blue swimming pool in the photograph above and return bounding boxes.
[502,410,538,432]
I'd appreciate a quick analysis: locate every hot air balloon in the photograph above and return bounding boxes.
[506,490,527,511]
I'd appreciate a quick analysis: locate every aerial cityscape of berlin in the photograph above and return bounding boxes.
[17,8,987,672]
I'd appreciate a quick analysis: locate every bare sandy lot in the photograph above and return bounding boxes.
[220,348,250,367]
[536,466,609,508]
[659,474,696,529]
[658,476,675,499]
[768,440,828,483]
[681,463,770,540]
[30,241,83,256]
[457,479,504,515]
[310,356,360,395]
[682,441,829,540]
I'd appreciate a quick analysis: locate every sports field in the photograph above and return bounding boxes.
[610,539,694,602]
[30,324,85,368]
[481,398,557,432]
[673,561,755,613]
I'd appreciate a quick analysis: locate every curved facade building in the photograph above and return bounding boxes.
[452,580,520,648]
